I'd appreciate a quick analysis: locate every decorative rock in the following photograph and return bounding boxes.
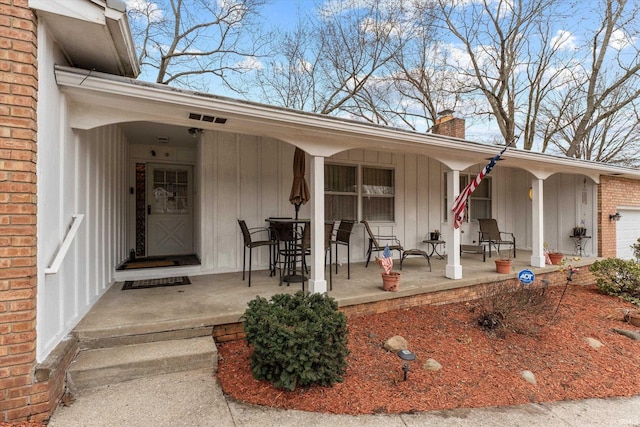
[423,358,442,371]
[521,370,537,385]
[624,311,640,327]
[613,328,640,341]
[383,335,408,352]
[584,337,604,349]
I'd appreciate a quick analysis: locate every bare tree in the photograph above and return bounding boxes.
[434,0,568,149]
[249,0,404,117]
[542,0,640,162]
[544,82,640,165]
[126,0,269,90]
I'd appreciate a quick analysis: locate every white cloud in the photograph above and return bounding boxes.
[609,28,635,50]
[551,30,577,51]
[237,57,263,71]
[126,0,164,22]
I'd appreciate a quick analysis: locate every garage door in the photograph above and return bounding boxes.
[616,209,640,260]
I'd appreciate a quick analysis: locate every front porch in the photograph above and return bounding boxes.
[74,251,596,343]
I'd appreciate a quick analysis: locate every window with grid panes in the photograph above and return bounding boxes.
[325,164,357,221]
[324,164,395,222]
[362,167,394,221]
[443,172,491,223]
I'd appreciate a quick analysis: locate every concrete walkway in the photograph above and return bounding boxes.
[48,369,640,427]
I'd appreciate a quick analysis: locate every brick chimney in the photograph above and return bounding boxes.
[432,109,465,139]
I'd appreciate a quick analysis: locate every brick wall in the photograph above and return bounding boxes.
[432,117,466,139]
[0,0,42,422]
[212,267,595,343]
[598,176,640,258]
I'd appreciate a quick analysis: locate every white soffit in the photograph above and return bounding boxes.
[54,66,640,181]
[30,0,139,77]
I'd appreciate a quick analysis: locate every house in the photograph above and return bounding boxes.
[3,0,640,422]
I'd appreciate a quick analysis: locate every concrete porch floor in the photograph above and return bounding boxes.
[73,250,597,342]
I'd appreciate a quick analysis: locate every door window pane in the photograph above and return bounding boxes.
[151,168,189,214]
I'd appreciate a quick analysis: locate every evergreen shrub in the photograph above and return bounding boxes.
[589,258,640,306]
[242,291,349,391]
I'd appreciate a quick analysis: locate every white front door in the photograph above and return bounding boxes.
[146,163,194,256]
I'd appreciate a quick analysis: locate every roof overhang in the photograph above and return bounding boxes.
[54,65,640,182]
[30,0,139,77]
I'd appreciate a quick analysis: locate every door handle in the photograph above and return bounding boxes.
[147,205,151,215]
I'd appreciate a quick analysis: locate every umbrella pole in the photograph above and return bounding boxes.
[295,203,301,220]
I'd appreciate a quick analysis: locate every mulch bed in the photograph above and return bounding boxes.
[217,284,640,414]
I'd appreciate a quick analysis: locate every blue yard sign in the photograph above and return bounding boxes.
[518,269,535,285]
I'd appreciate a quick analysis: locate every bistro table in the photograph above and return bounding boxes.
[422,239,446,259]
[266,218,310,288]
[570,234,591,257]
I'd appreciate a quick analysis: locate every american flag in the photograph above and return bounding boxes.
[451,144,510,229]
[376,244,394,275]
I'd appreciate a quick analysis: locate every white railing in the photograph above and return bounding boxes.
[45,214,84,275]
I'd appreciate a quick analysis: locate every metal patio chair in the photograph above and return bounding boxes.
[362,219,403,268]
[478,218,516,262]
[237,219,277,286]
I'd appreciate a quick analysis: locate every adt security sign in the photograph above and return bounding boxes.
[518,269,535,285]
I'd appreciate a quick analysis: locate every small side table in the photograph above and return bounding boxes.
[422,239,445,259]
[569,235,591,257]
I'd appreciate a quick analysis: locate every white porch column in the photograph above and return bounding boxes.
[308,155,327,293]
[530,178,545,267]
[446,170,463,279]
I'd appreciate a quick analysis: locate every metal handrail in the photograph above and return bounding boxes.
[45,214,84,275]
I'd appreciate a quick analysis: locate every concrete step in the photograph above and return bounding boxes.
[68,336,217,390]
[77,326,213,350]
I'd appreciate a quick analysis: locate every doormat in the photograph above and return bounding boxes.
[122,276,191,290]
[122,260,178,269]
[117,254,200,271]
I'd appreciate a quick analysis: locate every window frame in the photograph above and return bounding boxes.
[325,161,396,223]
[443,172,492,224]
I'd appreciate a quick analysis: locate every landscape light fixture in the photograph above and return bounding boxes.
[397,349,416,381]
[609,212,622,221]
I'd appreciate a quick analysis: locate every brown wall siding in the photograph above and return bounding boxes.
[598,176,640,258]
[0,0,42,422]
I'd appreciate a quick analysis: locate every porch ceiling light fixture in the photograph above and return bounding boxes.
[188,127,203,137]
[609,212,622,221]
[397,349,416,381]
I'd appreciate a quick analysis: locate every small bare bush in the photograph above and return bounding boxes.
[473,280,553,337]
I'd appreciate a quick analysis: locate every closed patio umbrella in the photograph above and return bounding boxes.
[289,147,310,219]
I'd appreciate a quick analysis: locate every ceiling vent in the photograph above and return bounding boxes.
[188,112,227,124]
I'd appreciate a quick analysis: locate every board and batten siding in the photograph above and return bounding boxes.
[37,124,128,361]
[197,130,597,273]
[198,132,451,272]
[36,20,128,362]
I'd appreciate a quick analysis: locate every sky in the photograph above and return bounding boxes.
[125,0,639,149]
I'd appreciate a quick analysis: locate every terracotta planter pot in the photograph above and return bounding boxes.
[381,272,401,292]
[548,253,564,265]
[494,259,512,274]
